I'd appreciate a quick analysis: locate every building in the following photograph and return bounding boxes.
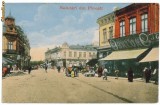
[114,3,159,38]
[2,12,31,70]
[45,42,97,67]
[97,11,115,63]
[100,3,159,77]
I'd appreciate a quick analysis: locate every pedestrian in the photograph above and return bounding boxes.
[45,64,48,73]
[115,70,119,79]
[103,68,109,80]
[97,66,103,77]
[57,66,61,73]
[128,67,133,82]
[28,65,32,74]
[143,67,147,80]
[71,70,74,78]
[152,67,158,84]
[7,65,11,75]
[145,67,151,83]
[73,66,78,77]
[2,66,7,77]
[79,63,83,72]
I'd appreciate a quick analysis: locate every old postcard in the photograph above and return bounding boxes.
[1,0,159,103]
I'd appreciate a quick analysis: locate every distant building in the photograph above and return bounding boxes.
[45,42,97,67]
[2,12,31,70]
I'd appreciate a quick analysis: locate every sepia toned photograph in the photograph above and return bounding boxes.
[1,0,159,103]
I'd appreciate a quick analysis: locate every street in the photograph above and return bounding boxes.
[2,68,158,103]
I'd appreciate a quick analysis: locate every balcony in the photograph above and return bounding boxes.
[6,49,17,54]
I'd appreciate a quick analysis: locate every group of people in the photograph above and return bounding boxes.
[41,63,158,85]
[143,67,158,84]
[127,66,158,84]
[2,65,12,77]
[97,66,119,80]
[95,65,158,84]
[65,65,79,77]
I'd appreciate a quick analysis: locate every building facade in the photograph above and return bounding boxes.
[100,3,159,77]
[97,12,115,60]
[45,43,97,67]
[115,3,159,38]
[2,13,31,70]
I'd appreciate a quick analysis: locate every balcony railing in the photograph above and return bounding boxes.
[6,49,17,54]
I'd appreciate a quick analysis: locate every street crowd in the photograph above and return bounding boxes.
[42,63,158,85]
[2,63,158,85]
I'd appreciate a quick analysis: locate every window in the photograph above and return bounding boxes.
[109,26,113,39]
[74,52,77,57]
[64,51,66,57]
[89,52,92,57]
[92,53,96,58]
[83,52,86,57]
[120,21,125,37]
[130,17,136,34]
[103,28,107,42]
[141,14,148,32]
[69,51,72,57]
[8,41,13,50]
[79,52,82,58]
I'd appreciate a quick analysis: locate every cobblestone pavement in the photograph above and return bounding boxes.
[2,68,158,103]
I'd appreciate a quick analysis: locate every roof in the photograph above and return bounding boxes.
[97,12,115,21]
[115,3,148,15]
[5,11,15,20]
[69,45,97,51]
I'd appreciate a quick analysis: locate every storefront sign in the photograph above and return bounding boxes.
[109,32,159,50]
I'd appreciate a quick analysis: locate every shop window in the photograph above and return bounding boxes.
[120,21,125,37]
[130,17,136,34]
[141,14,148,32]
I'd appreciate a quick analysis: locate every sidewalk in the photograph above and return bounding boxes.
[2,69,158,103]
[3,70,27,77]
[75,72,158,103]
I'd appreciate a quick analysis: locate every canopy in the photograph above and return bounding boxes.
[86,59,98,66]
[139,47,159,62]
[2,57,14,64]
[100,49,147,61]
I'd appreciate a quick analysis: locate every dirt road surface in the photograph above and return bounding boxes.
[2,68,158,103]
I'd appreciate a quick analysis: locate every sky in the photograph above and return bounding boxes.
[5,3,130,61]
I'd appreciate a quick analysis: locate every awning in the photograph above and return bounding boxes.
[100,49,147,61]
[2,57,14,64]
[139,47,159,62]
[86,59,98,66]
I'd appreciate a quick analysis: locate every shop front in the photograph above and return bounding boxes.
[100,32,159,77]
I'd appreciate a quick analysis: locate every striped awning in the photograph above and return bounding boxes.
[2,57,14,64]
[140,47,159,62]
[100,49,147,61]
